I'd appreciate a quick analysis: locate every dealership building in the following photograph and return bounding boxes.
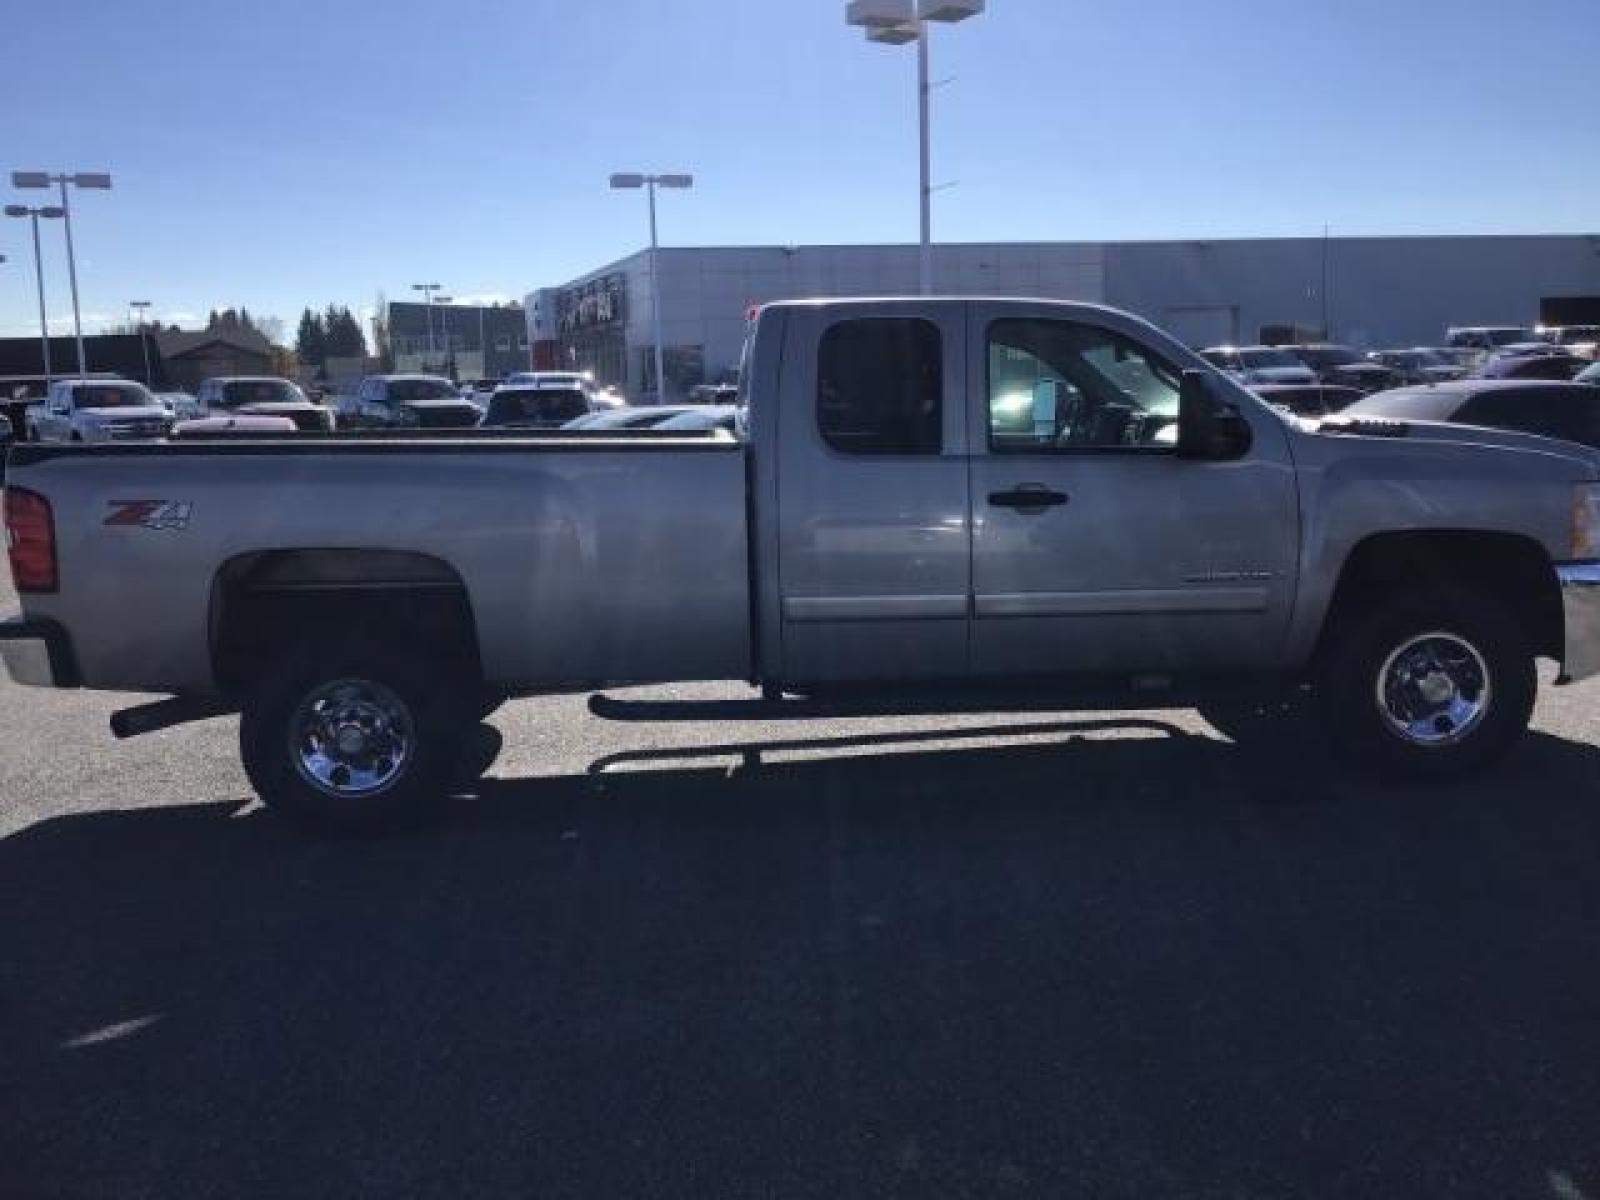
[526,234,1600,401]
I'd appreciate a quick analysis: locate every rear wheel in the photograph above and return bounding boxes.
[1319,591,1535,778]
[240,644,471,829]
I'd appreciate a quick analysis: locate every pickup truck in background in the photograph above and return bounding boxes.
[194,376,336,433]
[336,375,484,430]
[27,378,174,443]
[5,297,1600,828]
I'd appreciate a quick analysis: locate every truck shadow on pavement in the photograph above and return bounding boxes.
[2,722,1599,1199]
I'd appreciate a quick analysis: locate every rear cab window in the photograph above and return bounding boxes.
[816,317,942,454]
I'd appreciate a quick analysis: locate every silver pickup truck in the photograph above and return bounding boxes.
[5,298,1600,827]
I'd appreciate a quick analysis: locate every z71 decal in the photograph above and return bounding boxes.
[105,501,194,531]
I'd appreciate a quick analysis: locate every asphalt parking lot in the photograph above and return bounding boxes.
[3,574,1599,1199]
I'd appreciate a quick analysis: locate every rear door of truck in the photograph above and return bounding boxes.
[769,301,970,685]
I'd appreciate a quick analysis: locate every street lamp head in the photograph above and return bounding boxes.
[39,207,64,219]
[846,0,914,27]
[657,174,694,190]
[434,297,454,304]
[609,173,646,189]
[70,172,112,190]
[3,204,27,217]
[11,171,50,189]
[917,0,984,21]
[867,22,919,42]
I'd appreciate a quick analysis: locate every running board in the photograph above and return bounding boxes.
[587,682,1194,724]
[111,696,236,739]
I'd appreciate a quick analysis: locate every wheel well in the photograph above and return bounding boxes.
[211,549,482,695]
[1317,531,1562,664]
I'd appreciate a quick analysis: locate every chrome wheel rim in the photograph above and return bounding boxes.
[289,678,415,798]
[1375,632,1492,747]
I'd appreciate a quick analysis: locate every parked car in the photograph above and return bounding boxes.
[1446,326,1536,352]
[1539,325,1600,357]
[481,383,593,429]
[29,378,173,443]
[1492,342,1571,359]
[1431,347,1483,374]
[172,414,300,437]
[564,406,700,431]
[1345,380,1600,448]
[1285,344,1397,393]
[8,297,1600,830]
[339,375,484,429]
[689,383,740,404]
[1368,348,1468,386]
[1199,345,1317,385]
[652,405,741,433]
[196,377,336,432]
[156,391,204,421]
[463,379,499,409]
[1250,383,1364,418]
[1477,352,1589,381]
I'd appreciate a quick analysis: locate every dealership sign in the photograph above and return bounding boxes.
[558,274,626,334]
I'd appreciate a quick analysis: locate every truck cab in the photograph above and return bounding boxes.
[754,300,1298,684]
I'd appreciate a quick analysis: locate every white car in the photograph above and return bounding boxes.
[171,414,299,437]
[29,378,173,443]
[156,391,204,421]
[1199,346,1318,386]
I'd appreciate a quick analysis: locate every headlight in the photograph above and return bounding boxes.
[1573,484,1600,558]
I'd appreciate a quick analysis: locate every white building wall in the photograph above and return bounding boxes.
[534,235,1599,398]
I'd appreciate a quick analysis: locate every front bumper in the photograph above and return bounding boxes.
[0,617,79,688]
[1557,563,1600,684]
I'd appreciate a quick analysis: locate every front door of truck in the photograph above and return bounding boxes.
[774,302,971,684]
[965,304,1300,676]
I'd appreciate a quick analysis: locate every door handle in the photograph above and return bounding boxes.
[988,484,1069,513]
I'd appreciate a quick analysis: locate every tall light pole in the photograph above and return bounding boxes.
[610,172,693,402]
[434,297,454,380]
[12,171,113,378]
[411,282,442,369]
[129,300,153,383]
[4,204,65,392]
[845,1,985,295]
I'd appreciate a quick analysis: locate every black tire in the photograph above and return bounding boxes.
[473,690,510,722]
[1318,590,1535,779]
[240,643,472,829]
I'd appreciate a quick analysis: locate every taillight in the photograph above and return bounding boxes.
[5,487,58,593]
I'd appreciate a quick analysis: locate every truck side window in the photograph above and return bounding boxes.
[988,319,1181,452]
[817,318,942,454]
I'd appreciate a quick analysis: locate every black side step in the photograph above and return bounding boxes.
[587,684,1191,725]
[111,696,236,739]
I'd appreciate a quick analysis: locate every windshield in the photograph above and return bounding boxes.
[73,383,156,409]
[389,379,459,402]
[219,380,304,408]
[1239,348,1302,369]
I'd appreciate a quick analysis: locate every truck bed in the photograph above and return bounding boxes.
[5,432,752,693]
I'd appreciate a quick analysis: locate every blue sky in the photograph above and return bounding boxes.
[1,0,1592,340]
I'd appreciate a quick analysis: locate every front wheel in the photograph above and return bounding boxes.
[1319,592,1535,779]
[240,645,471,829]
